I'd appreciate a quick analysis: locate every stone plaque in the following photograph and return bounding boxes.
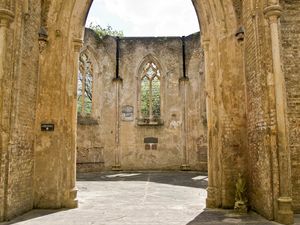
[121,105,134,121]
[144,137,158,144]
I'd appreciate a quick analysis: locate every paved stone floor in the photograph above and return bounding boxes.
[1,172,299,225]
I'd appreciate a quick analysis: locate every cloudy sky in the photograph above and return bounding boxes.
[86,0,200,37]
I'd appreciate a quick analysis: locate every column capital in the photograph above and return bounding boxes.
[264,5,282,21]
[73,38,83,52]
[0,8,14,27]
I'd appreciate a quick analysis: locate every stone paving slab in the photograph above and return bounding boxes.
[0,172,298,225]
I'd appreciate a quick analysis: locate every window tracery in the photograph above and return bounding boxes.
[78,53,93,116]
[140,61,161,120]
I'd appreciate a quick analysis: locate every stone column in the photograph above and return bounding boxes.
[202,38,216,208]
[180,76,190,171]
[202,38,218,208]
[112,77,122,171]
[63,38,84,209]
[0,7,14,222]
[264,3,294,225]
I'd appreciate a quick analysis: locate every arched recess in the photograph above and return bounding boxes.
[78,46,100,118]
[136,54,164,122]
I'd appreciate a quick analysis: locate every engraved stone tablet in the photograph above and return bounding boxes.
[144,137,158,144]
[121,105,134,121]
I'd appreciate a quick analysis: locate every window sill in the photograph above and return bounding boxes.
[137,118,164,126]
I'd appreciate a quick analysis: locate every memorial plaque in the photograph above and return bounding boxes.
[121,105,134,121]
[144,137,158,144]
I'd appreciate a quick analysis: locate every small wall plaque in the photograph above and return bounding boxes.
[144,137,158,144]
[121,105,134,121]
[144,137,158,150]
[41,124,55,132]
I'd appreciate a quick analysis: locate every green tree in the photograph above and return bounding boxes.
[88,23,124,38]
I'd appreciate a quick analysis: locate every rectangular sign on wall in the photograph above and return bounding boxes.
[41,124,55,132]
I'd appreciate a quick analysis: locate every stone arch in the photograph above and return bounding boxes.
[80,46,100,77]
[36,0,245,212]
[136,54,164,78]
[136,54,164,121]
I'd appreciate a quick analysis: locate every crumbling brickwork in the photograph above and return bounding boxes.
[0,0,40,220]
[280,0,300,213]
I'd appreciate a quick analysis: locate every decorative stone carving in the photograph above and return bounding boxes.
[235,26,245,42]
[264,5,282,20]
[38,26,48,53]
[121,105,134,121]
[234,173,248,214]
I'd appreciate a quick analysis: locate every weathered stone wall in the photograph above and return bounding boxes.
[243,1,277,219]
[77,29,207,171]
[280,0,300,213]
[0,1,299,224]
[0,0,40,220]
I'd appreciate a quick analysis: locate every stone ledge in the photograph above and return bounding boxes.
[137,118,164,126]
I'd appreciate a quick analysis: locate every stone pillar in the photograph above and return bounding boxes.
[202,38,217,208]
[264,3,294,225]
[112,77,122,171]
[0,7,14,222]
[179,76,190,171]
[63,38,84,209]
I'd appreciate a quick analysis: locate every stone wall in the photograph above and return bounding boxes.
[280,0,300,213]
[243,1,277,219]
[77,29,207,172]
[0,1,299,224]
[0,0,40,220]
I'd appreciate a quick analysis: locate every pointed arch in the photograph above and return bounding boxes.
[136,54,163,122]
[78,51,94,116]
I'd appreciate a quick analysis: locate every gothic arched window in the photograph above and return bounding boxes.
[140,61,161,119]
[78,53,93,116]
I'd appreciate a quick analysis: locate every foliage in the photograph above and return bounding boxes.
[152,77,161,117]
[141,76,161,119]
[141,78,150,118]
[77,71,93,115]
[88,23,124,38]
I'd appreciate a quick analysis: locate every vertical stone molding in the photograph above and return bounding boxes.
[179,76,190,171]
[62,38,84,209]
[112,77,123,171]
[264,4,294,225]
[0,7,14,222]
[202,38,217,208]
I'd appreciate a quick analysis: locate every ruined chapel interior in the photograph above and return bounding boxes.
[0,0,300,225]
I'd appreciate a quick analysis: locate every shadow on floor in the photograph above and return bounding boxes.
[77,171,208,189]
[0,209,68,225]
[186,209,281,225]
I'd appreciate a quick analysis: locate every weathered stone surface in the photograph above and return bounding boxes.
[76,29,207,172]
[0,1,299,225]
[280,0,300,214]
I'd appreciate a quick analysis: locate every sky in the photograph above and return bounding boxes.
[86,0,200,37]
